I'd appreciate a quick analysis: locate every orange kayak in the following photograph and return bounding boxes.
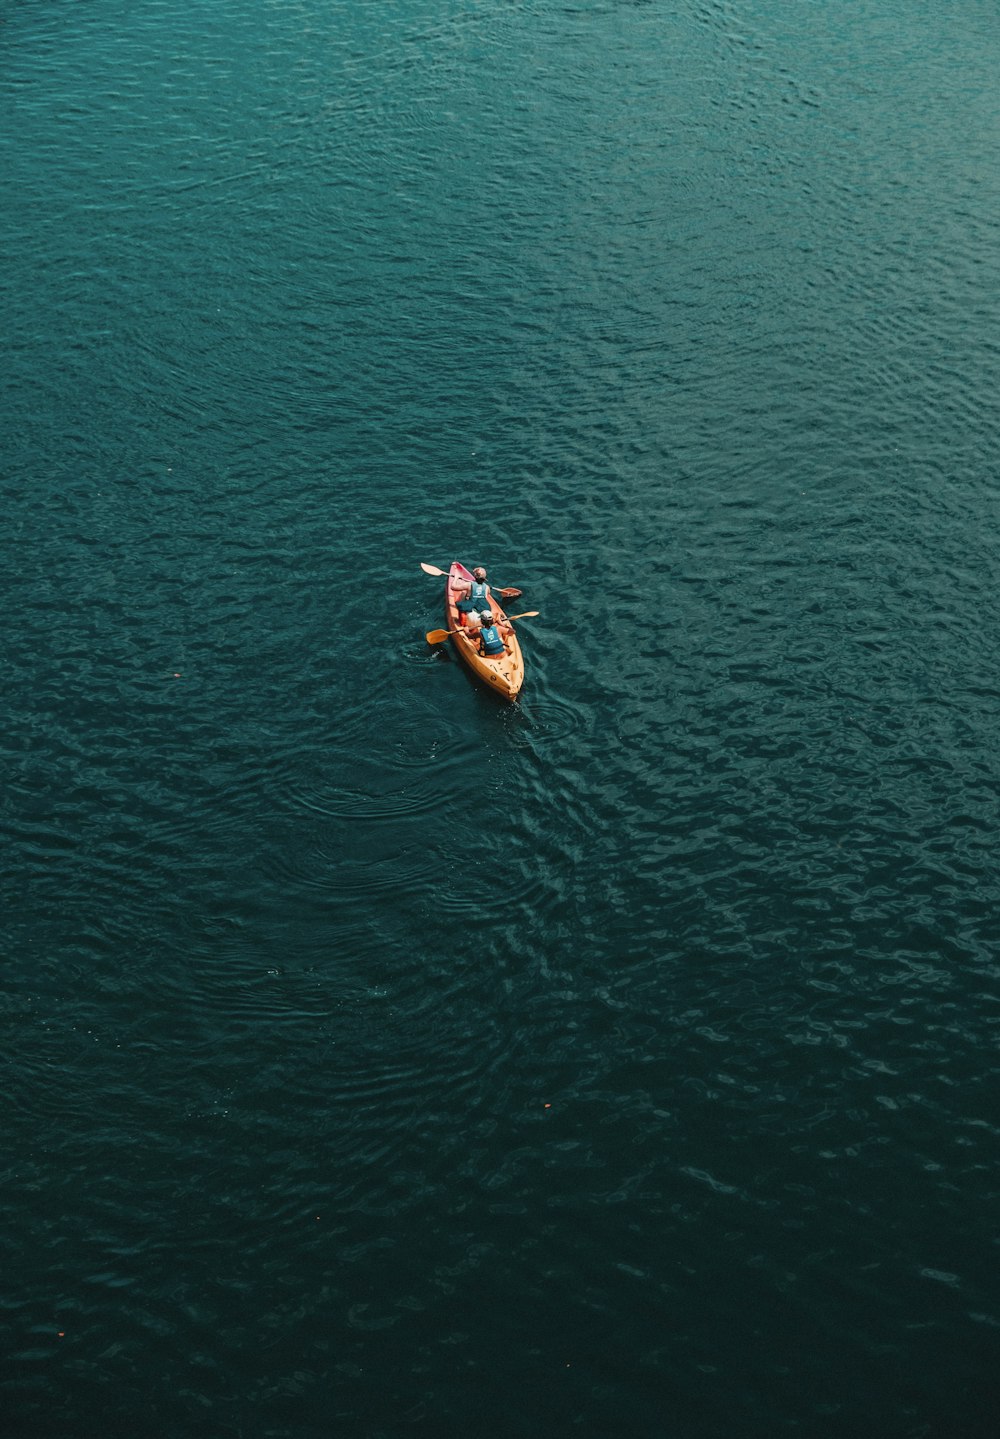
[445,561,525,700]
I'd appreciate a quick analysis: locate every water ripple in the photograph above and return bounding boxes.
[5,0,1000,1435]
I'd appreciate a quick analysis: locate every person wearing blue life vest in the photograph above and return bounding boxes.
[457,567,519,623]
[477,610,511,658]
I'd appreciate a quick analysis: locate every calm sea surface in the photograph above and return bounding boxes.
[3,1,999,1435]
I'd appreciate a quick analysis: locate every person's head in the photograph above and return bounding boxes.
[473,567,487,581]
[480,610,493,625]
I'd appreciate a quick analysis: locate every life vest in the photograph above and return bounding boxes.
[479,623,505,656]
[469,579,491,607]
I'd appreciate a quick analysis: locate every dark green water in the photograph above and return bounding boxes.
[3,1,999,1435]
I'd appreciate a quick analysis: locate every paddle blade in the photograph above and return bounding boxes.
[425,628,453,644]
[420,562,449,578]
[507,611,539,621]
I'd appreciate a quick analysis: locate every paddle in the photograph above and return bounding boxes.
[419,562,521,600]
[425,612,539,645]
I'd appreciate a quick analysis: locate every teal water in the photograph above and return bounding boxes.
[3,1,999,1435]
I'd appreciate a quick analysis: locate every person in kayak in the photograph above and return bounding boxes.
[477,610,511,658]
[457,567,519,622]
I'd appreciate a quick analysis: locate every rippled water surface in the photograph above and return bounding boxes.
[3,1,999,1435]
